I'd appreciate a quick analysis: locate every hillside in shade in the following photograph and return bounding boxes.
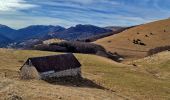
[53,24,112,40]
[0,34,13,47]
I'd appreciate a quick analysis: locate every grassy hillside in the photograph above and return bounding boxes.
[0,49,170,100]
[95,19,170,60]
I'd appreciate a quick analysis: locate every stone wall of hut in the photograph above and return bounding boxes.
[40,68,81,79]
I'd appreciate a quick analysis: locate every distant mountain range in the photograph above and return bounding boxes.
[0,24,66,42]
[53,24,113,40]
[0,24,121,47]
[0,34,13,47]
[0,24,16,40]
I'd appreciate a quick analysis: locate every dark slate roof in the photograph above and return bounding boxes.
[23,53,81,73]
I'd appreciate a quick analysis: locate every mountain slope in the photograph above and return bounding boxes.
[16,25,66,41]
[0,25,65,41]
[0,34,12,47]
[95,18,170,59]
[0,24,16,39]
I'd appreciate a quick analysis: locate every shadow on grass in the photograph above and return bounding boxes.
[43,76,105,90]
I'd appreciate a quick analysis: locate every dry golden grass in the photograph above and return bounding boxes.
[0,49,123,100]
[0,49,170,100]
[131,51,170,80]
[95,18,170,60]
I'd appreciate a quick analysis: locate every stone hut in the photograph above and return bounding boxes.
[20,54,81,79]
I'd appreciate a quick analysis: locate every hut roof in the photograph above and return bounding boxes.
[22,53,81,73]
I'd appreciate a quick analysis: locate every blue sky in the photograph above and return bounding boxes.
[0,0,170,29]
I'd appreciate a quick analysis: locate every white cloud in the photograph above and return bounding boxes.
[0,0,37,11]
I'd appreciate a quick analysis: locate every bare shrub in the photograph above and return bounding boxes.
[139,42,146,46]
[51,41,106,54]
[34,44,67,52]
[7,94,22,100]
[150,33,153,35]
[147,45,170,56]
[145,35,149,37]
[107,41,111,43]
[34,41,124,62]
[133,39,146,46]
